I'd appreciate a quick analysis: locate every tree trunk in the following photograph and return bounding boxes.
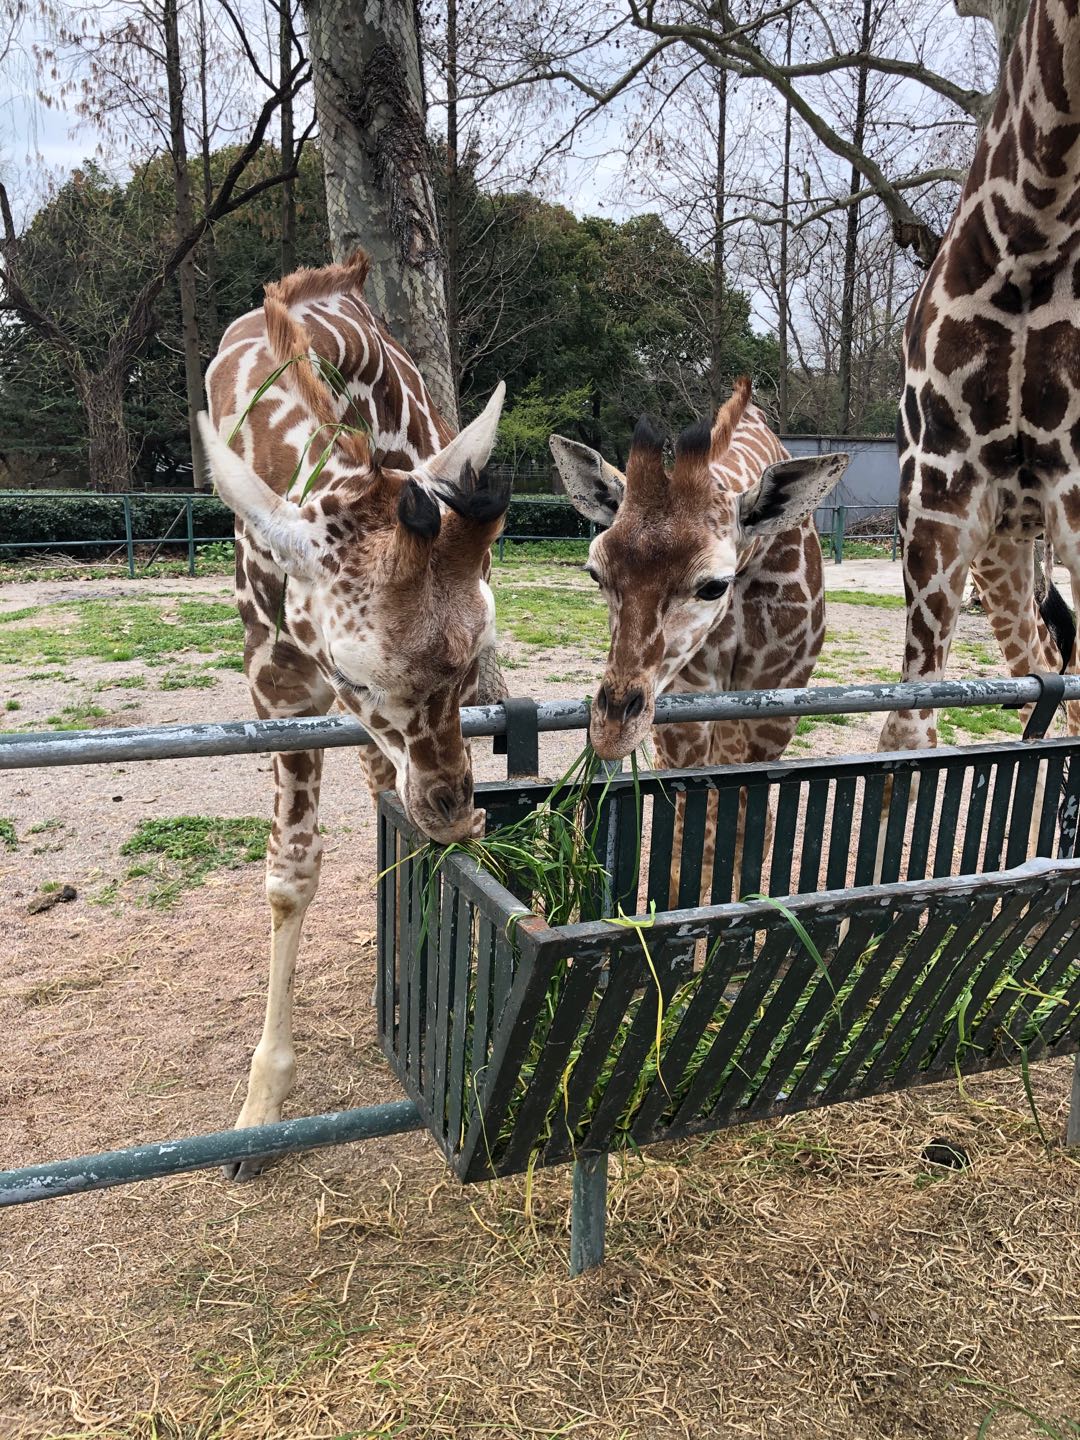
[777,11,793,431]
[954,0,1028,89]
[164,0,207,488]
[197,0,219,345]
[443,0,461,406]
[837,0,873,435]
[80,367,134,493]
[709,69,727,409]
[302,0,457,423]
[280,0,297,275]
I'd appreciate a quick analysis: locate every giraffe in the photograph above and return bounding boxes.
[551,379,848,897]
[200,249,509,1176]
[881,0,1080,766]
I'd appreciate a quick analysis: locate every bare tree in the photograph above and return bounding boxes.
[0,12,311,491]
[460,0,1015,266]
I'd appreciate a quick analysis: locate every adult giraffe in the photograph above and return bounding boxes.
[200,249,509,1175]
[551,380,848,895]
[881,0,1080,759]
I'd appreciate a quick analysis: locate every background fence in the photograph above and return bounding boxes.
[0,491,899,573]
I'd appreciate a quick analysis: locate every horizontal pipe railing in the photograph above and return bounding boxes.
[1,678,1077,771]
[0,1101,424,1206]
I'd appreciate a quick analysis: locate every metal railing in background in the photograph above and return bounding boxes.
[0,491,233,577]
[0,491,905,571]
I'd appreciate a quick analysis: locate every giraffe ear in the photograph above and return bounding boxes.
[739,453,849,539]
[197,412,326,581]
[420,382,509,522]
[549,435,625,526]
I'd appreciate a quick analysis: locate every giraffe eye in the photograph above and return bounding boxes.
[695,578,730,601]
[584,565,602,585]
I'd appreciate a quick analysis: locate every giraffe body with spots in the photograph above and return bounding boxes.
[884,0,1080,753]
[201,250,509,1172]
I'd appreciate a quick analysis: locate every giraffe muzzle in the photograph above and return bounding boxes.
[590,681,654,759]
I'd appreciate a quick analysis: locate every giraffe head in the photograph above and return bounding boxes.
[551,380,848,760]
[198,386,509,843]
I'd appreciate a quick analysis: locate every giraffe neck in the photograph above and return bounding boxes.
[978,0,1080,197]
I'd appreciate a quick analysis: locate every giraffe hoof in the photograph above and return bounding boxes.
[220,1153,275,1182]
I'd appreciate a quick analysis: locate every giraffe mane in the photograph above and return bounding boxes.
[710,375,752,458]
[262,249,372,469]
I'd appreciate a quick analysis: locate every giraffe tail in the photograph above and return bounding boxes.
[1039,578,1076,674]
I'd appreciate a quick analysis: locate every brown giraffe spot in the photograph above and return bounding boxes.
[902,385,922,446]
[1062,484,1080,527]
[990,279,1024,313]
[919,385,965,457]
[935,314,1013,433]
[991,193,1047,255]
[943,204,997,296]
[989,128,1018,182]
[1036,1,1071,111]
[1024,177,1058,208]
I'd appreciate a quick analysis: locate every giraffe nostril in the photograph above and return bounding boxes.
[623,688,645,722]
[596,684,611,714]
[431,785,457,823]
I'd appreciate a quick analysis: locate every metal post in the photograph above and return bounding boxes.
[123,496,135,578]
[570,1152,608,1275]
[891,507,899,563]
[497,533,505,562]
[186,497,195,576]
[833,505,845,566]
[568,752,620,1273]
[1068,1052,1080,1148]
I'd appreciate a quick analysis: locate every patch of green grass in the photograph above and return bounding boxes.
[159,667,216,691]
[25,669,67,681]
[213,655,246,671]
[44,701,108,730]
[495,539,591,565]
[795,713,852,736]
[4,698,19,710]
[96,675,146,691]
[0,606,39,624]
[825,588,905,609]
[119,815,270,908]
[941,705,1023,740]
[493,577,609,654]
[0,597,243,668]
[27,818,63,835]
[0,818,17,849]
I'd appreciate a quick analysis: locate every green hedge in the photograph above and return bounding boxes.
[0,493,233,554]
[0,491,588,553]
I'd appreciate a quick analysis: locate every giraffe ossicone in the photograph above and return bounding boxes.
[203,249,509,1171]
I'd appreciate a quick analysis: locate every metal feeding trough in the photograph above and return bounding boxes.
[377,739,1080,1187]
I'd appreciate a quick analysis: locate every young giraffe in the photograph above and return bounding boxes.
[552,380,848,897]
[200,250,510,1176]
[881,0,1080,764]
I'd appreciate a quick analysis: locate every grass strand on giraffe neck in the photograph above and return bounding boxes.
[220,353,371,640]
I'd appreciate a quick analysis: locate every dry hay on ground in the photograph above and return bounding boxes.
[1,569,1079,1438]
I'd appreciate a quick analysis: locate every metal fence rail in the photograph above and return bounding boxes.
[2,677,1075,771]
[2,677,1077,1270]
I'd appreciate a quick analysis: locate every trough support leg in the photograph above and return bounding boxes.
[1067,1052,1080,1149]
[570,1153,608,1276]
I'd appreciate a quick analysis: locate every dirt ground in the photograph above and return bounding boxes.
[0,561,1078,1439]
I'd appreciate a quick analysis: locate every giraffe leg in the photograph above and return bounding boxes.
[225,745,326,1179]
[878,486,992,754]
